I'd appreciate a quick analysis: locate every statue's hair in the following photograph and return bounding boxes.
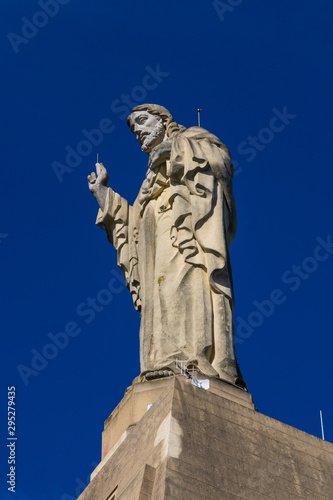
[127,104,186,138]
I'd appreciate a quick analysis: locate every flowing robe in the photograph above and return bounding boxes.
[96,126,244,386]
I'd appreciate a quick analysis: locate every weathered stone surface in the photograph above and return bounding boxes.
[97,375,254,466]
[77,377,333,500]
[88,104,245,387]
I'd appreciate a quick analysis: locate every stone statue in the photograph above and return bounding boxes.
[88,104,245,388]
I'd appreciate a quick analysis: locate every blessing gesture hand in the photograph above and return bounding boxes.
[88,162,109,193]
[87,162,109,211]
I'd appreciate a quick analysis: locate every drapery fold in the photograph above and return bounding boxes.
[95,126,243,386]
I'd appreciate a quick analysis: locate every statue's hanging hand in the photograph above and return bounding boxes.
[87,162,109,211]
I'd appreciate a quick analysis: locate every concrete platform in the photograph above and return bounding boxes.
[78,376,333,500]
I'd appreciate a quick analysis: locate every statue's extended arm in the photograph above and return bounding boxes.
[88,161,140,309]
[87,162,109,211]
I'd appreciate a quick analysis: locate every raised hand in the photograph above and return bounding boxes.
[87,162,109,211]
[88,162,109,191]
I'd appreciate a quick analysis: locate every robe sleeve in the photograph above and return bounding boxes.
[95,187,141,310]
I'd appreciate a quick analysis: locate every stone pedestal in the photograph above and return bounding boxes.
[78,376,333,500]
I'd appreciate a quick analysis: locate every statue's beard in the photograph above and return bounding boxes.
[140,122,165,153]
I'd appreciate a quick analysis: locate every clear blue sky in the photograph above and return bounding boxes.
[1,1,333,498]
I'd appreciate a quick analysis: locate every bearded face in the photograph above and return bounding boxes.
[129,111,166,153]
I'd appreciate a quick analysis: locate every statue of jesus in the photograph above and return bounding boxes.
[88,104,245,388]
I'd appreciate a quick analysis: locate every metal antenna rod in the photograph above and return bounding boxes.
[320,410,325,440]
[197,109,202,127]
